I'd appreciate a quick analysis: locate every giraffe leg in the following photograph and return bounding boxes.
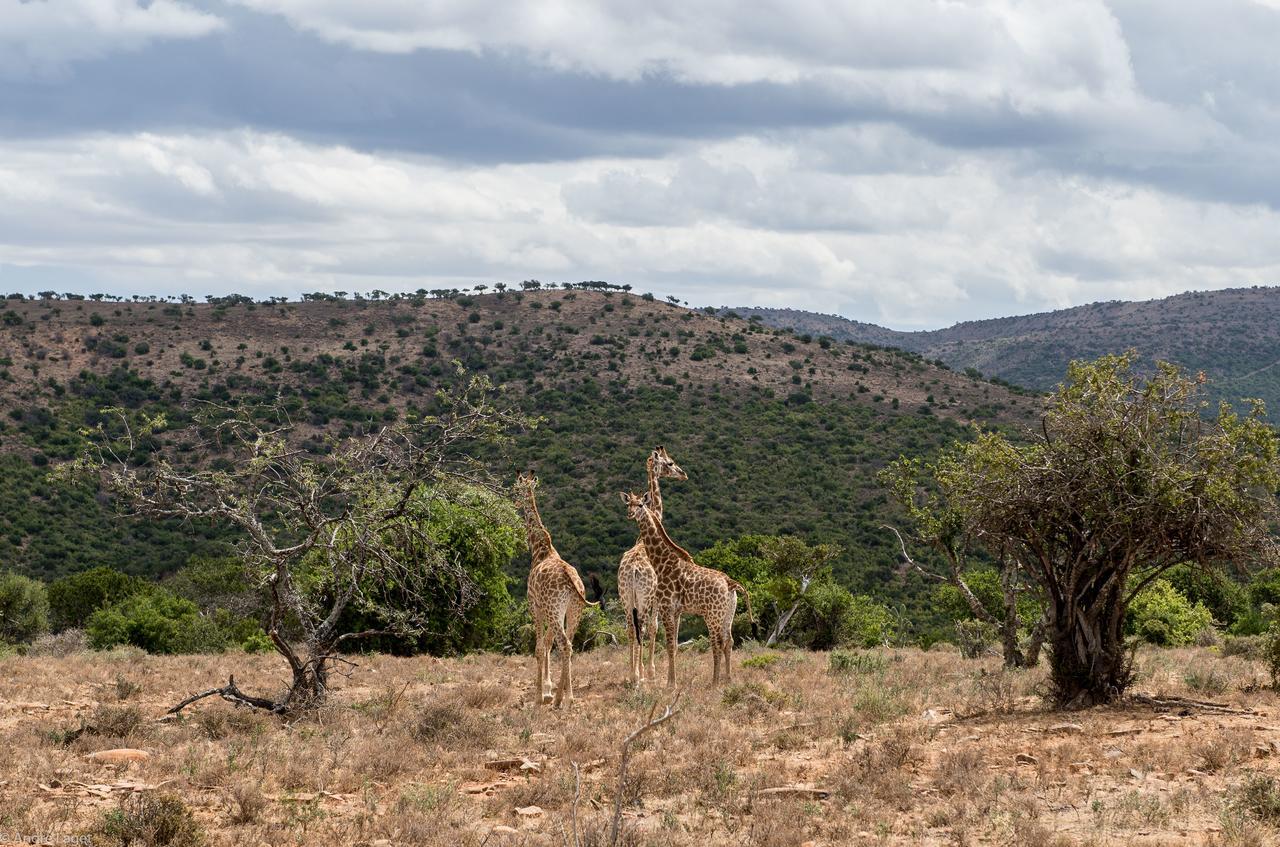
[533,629,547,706]
[562,605,582,706]
[628,604,641,686]
[646,609,659,682]
[720,630,733,684]
[552,624,573,709]
[709,624,722,684]
[663,610,679,688]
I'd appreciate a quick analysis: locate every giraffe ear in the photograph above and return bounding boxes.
[618,492,630,504]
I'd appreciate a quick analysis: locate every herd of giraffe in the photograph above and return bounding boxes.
[513,447,753,708]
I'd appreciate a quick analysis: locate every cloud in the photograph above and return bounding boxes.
[4,129,1280,328]
[0,0,224,78]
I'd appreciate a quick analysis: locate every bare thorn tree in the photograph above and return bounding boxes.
[59,371,530,716]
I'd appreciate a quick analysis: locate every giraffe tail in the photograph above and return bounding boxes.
[727,578,758,639]
[588,572,605,604]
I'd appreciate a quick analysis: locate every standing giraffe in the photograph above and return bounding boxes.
[620,491,753,686]
[515,472,596,708]
[618,446,687,685]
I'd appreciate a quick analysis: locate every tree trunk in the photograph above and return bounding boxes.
[1046,590,1133,708]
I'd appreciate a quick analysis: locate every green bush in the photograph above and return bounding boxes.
[1125,579,1215,646]
[828,649,887,675]
[86,590,228,654]
[48,566,145,631]
[0,571,49,643]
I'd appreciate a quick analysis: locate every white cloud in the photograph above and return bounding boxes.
[4,129,1280,328]
[0,0,224,77]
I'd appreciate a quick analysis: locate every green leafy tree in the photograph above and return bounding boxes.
[47,566,144,631]
[888,353,1280,707]
[0,571,49,643]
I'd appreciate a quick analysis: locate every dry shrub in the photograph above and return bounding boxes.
[934,746,986,797]
[836,726,923,806]
[745,799,809,847]
[194,706,265,741]
[409,693,493,749]
[1183,665,1231,696]
[114,674,142,701]
[96,793,203,847]
[722,681,787,716]
[28,628,87,657]
[457,682,511,710]
[1193,730,1253,773]
[89,704,146,740]
[225,781,266,825]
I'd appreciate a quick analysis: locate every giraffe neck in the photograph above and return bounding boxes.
[519,492,556,563]
[637,509,690,578]
[646,454,665,522]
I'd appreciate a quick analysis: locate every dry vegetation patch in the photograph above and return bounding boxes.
[4,646,1280,845]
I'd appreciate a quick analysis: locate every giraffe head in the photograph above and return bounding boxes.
[619,490,655,522]
[651,445,687,481]
[514,472,539,509]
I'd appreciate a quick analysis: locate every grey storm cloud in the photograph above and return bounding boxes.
[3,0,1280,327]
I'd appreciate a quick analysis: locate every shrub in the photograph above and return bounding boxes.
[829,650,887,675]
[97,793,203,847]
[953,619,997,659]
[48,566,144,631]
[86,590,227,654]
[28,628,88,657]
[1126,579,1215,646]
[0,571,49,643]
[741,653,783,669]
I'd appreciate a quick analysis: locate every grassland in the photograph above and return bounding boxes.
[4,644,1280,846]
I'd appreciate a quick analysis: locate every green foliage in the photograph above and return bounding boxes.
[740,653,783,669]
[828,649,887,675]
[47,566,145,631]
[332,484,523,655]
[792,584,896,649]
[1125,579,1215,646]
[0,571,49,643]
[86,590,227,654]
[1162,563,1246,629]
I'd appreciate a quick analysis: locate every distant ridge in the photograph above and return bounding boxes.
[731,286,1280,410]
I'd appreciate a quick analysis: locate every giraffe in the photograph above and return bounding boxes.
[515,472,597,708]
[617,446,687,685]
[619,491,753,686]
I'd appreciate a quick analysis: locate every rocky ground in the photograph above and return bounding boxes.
[2,644,1279,846]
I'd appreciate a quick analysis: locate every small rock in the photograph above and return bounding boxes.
[371,840,391,847]
[1104,748,1126,760]
[1256,745,1274,758]
[1015,753,1038,765]
[492,826,519,835]
[1048,722,1084,734]
[515,805,544,818]
[84,749,151,765]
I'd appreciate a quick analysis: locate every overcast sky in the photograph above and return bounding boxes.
[3,1,1280,328]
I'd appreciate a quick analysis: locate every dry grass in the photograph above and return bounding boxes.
[3,645,1280,845]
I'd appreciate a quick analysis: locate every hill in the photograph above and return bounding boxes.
[0,290,1037,628]
[732,286,1280,409]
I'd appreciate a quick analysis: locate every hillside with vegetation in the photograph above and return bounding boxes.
[0,288,1040,637]
[733,286,1280,408]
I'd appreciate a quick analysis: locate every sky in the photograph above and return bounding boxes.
[3,1,1280,329]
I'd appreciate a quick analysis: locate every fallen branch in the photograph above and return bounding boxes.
[1127,693,1256,715]
[167,675,284,715]
[610,692,681,847]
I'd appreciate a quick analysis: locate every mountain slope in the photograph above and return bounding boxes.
[0,291,1037,628]
[732,286,1280,409]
